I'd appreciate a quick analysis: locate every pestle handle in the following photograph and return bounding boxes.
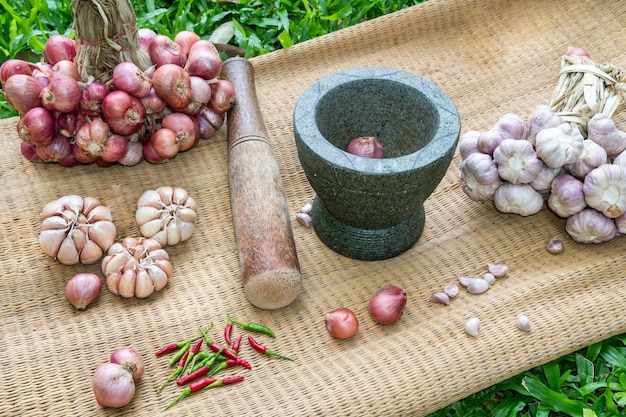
[221,57,302,310]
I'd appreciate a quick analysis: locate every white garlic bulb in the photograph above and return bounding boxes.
[583,164,626,218]
[459,153,501,202]
[522,105,562,146]
[564,139,607,179]
[493,138,542,184]
[102,237,172,298]
[535,123,584,168]
[476,113,524,155]
[39,195,116,265]
[565,208,617,243]
[612,149,626,170]
[494,183,543,216]
[587,113,626,156]
[135,186,197,246]
[547,174,586,218]
[458,130,481,160]
[529,161,563,196]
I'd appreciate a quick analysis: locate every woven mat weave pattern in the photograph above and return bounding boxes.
[1,0,626,415]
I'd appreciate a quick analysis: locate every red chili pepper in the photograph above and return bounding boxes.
[231,335,242,353]
[155,335,202,357]
[207,358,252,377]
[248,335,295,361]
[163,377,217,411]
[158,350,190,393]
[224,315,234,346]
[176,365,209,386]
[167,342,190,368]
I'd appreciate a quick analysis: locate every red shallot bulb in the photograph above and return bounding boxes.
[49,60,80,81]
[0,59,35,84]
[3,74,43,113]
[102,90,146,136]
[35,134,71,162]
[346,136,384,159]
[138,28,157,50]
[100,135,129,163]
[325,307,359,339]
[112,62,152,98]
[40,74,81,113]
[17,107,56,146]
[43,34,76,65]
[148,35,187,67]
[20,142,43,163]
[152,64,192,109]
[208,79,236,114]
[64,273,102,310]
[174,30,201,56]
[368,285,407,325]
[110,347,144,381]
[79,82,110,117]
[184,40,222,80]
[566,46,590,58]
[162,112,196,151]
[92,363,136,408]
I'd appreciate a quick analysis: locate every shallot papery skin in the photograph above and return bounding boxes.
[135,186,197,247]
[102,237,172,298]
[39,195,116,265]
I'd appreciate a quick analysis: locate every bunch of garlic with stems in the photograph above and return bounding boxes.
[459,105,626,243]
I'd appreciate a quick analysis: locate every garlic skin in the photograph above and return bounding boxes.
[614,211,626,234]
[583,164,626,218]
[534,123,584,168]
[493,138,542,184]
[295,212,312,227]
[547,174,586,218]
[464,317,480,337]
[39,195,116,265]
[565,208,617,243]
[482,272,496,286]
[612,149,626,170]
[459,152,501,202]
[487,263,508,278]
[587,113,626,156]
[429,291,451,306]
[476,113,524,155]
[546,237,564,254]
[456,274,490,294]
[458,130,481,160]
[444,284,459,298]
[564,139,607,179]
[522,105,563,146]
[135,186,197,247]
[494,183,544,216]
[102,237,172,298]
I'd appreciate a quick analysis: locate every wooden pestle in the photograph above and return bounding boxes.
[221,57,302,310]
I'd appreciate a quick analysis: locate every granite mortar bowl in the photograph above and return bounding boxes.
[293,68,460,261]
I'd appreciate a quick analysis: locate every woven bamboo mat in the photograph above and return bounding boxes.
[1,0,626,415]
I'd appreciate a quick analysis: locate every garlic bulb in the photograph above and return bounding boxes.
[547,174,586,218]
[565,208,617,243]
[458,130,481,160]
[459,152,501,202]
[494,183,543,216]
[522,105,562,146]
[493,138,542,184]
[583,164,626,218]
[534,123,584,168]
[587,113,626,156]
[102,237,172,298]
[529,162,563,196]
[476,113,524,155]
[39,195,116,265]
[564,139,608,179]
[612,149,626,170]
[614,211,626,234]
[135,186,197,246]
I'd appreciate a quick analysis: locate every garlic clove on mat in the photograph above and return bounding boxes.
[464,317,481,337]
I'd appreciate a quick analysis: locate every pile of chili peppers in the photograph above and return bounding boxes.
[156,316,295,410]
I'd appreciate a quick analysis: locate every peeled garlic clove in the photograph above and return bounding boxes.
[487,263,508,278]
[444,284,459,298]
[429,291,450,306]
[483,272,496,286]
[65,273,102,310]
[466,278,490,294]
[299,202,313,214]
[516,314,531,332]
[296,212,312,227]
[465,317,480,337]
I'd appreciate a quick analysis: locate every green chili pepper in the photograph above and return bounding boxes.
[229,314,276,337]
